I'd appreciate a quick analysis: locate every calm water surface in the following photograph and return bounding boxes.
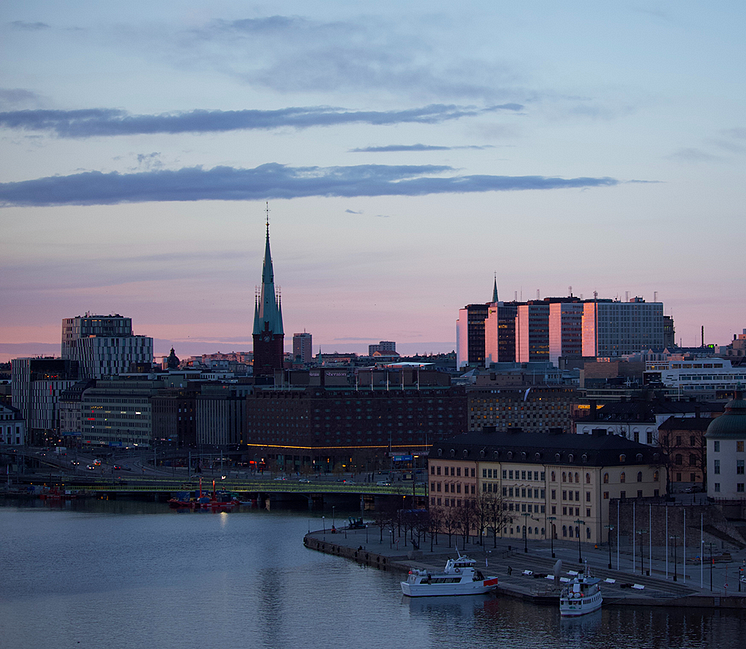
[0,500,743,649]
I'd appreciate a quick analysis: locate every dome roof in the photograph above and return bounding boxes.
[706,395,746,440]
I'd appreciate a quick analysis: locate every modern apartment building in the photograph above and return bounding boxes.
[11,358,79,444]
[61,313,153,379]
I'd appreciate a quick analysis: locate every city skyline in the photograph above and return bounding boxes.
[2,2,745,362]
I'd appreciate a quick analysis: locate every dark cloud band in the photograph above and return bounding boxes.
[0,163,618,207]
[0,103,522,138]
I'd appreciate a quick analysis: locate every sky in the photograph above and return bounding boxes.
[1,1,745,363]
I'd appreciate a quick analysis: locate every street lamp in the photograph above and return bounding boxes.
[574,519,585,564]
[605,524,615,570]
[704,542,715,591]
[547,516,557,558]
[522,513,530,553]
[670,534,679,581]
[332,505,336,530]
[637,529,648,576]
[322,515,326,536]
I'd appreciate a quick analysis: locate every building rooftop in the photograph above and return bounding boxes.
[431,430,664,467]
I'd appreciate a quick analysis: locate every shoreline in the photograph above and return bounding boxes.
[304,528,746,610]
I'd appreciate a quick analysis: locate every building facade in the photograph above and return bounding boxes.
[549,301,584,365]
[484,302,518,366]
[0,403,25,445]
[428,431,665,544]
[61,314,153,379]
[467,386,578,433]
[582,298,664,358]
[516,302,550,363]
[79,379,157,447]
[293,332,313,364]
[456,303,490,368]
[11,358,79,445]
[706,395,746,500]
[244,384,467,472]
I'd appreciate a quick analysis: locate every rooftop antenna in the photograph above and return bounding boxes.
[654,291,658,302]
[569,286,572,297]
[536,289,540,300]
[625,291,629,302]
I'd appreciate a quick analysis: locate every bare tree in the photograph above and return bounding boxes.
[440,506,459,548]
[455,499,477,548]
[475,492,491,545]
[483,492,513,548]
[373,498,398,544]
[426,507,442,552]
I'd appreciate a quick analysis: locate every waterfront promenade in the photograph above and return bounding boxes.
[305,523,746,609]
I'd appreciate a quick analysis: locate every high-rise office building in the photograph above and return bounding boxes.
[252,219,285,377]
[293,332,313,364]
[582,298,664,357]
[484,302,518,365]
[61,314,153,379]
[516,302,550,363]
[549,301,584,365]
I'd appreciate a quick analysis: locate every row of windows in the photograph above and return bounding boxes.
[431,465,477,478]
[713,441,745,452]
[713,460,745,475]
[430,482,476,495]
[713,483,745,493]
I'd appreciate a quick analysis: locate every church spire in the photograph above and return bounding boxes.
[253,203,284,336]
[491,273,499,304]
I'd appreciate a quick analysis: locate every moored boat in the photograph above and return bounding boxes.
[559,568,603,617]
[400,552,498,597]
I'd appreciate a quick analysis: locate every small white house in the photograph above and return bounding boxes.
[706,394,746,500]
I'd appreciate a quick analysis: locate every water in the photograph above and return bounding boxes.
[0,500,743,649]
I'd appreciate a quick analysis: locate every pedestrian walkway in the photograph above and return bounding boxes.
[304,524,746,609]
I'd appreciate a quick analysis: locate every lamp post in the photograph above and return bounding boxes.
[605,524,615,570]
[637,529,648,576]
[332,505,336,530]
[547,516,557,558]
[522,513,529,553]
[574,519,585,564]
[322,515,326,536]
[670,534,678,581]
[704,542,715,591]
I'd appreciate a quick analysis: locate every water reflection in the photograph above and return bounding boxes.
[0,501,743,649]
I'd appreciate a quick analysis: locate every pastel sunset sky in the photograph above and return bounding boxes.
[2,1,744,362]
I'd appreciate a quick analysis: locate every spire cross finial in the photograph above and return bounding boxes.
[265,201,270,236]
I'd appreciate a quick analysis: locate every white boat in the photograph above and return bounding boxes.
[559,568,603,617]
[400,553,498,597]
